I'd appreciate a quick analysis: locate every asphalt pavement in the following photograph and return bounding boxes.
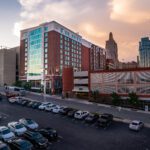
[25,92,150,125]
[0,99,150,150]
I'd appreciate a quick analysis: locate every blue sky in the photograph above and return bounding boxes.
[0,0,20,47]
[0,0,150,61]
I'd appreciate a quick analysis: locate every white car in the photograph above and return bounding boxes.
[129,120,144,131]
[8,121,27,135]
[0,126,15,142]
[19,118,39,130]
[8,97,21,103]
[45,104,56,111]
[74,110,89,120]
[38,102,52,110]
[51,105,61,113]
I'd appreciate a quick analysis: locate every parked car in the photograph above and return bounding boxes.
[8,97,18,104]
[27,101,34,108]
[8,122,27,136]
[51,105,61,113]
[8,138,33,150]
[19,118,39,130]
[59,107,73,115]
[31,102,41,109]
[45,104,56,111]
[38,102,52,110]
[97,113,113,128]
[129,120,144,131]
[37,127,58,141]
[0,126,15,142]
[74,110,89,120]
[0,141,10,150]
[67,109,78,117]
[22,131,48,149]
[85,113,99,123]
[21,100,30,106]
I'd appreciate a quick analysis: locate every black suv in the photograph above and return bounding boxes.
[85,113,99,123]
[97,113,113,128]
[8,138,33,150]
[37,128,58,141]
[22,131,48,149]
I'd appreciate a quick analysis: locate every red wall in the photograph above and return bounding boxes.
[62,67,73,92]
[81,45,90,71]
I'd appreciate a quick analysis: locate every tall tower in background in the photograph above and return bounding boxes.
[139,37,150,67]
[105,32,119,68]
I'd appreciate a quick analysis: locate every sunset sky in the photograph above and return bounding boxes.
[0,0,150,61]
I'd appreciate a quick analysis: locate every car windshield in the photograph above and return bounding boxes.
[26,120,34,125]
[18,141,31,150]
[32,132,42,139]
[2,129,10,135]
[15,124,24,129]
[132,122,138,125]
[76,113,80,115]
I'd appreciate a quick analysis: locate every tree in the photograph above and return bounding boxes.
[13,81,22,87]
[23,81,32,90]
[111,92,121,106]
[128,92,139,107]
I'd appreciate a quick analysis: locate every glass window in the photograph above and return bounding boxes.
[44,26,48,32]
[45,48,48,53]
[45,38,48,42]
[44,32,48,37]
[45,64,48,68]
[45,54,48,58]
[45,43,48,47]
[45,70,47,75]
[45,59,48,63]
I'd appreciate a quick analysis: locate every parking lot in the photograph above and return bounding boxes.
[0,97,150,150]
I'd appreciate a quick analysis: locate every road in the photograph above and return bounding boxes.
[0,99,150,150]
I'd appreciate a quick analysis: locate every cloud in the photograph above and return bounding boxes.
[109,0,150,24]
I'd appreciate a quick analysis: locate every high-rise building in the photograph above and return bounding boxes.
[19,21,106,93]
[105,32,119,68]
[0,47,18,86]
[139,37,150,67]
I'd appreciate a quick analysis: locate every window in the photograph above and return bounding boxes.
[44,43,48,47]
[44,26,48,32]
[45,48,48,53]
[60,45,63,49]
[44,38,48,42]
[45,54,48,58]
[45,64,48,68]
[45,59,48,63]
[45,70,47,75]
[44,33,48,37]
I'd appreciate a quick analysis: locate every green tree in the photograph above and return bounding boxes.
[128,92,139,107]
[23,82,32,90]
[13,81,22,87]
[111,92,121,106]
